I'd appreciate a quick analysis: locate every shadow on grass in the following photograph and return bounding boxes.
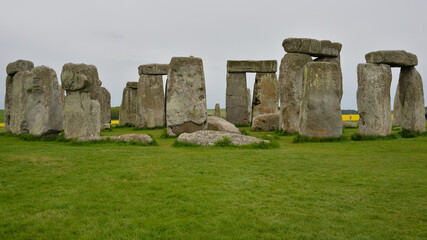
[293,134,347,143]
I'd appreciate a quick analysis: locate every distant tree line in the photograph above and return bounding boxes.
[111,107,120,120]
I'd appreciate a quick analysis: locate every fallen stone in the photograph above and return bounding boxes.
[357,63,392,136]
[252,113,280,131]
[108,134,153,143]
[343,122,358,128]
[299,62,343,138]
[119,82,139,126]
[252,72,278,122]
[214,103,221,117]
[365,50,418,67]
[207,116,240,133]
[177,130,269,146]
[138,64,168,75]
[282,38,342,57]
[166,57,207,135]
[137,74,165,128]
[227,60,277,73]
[226,72,248,125]
[6,60,34,75]
[393,67,425,132]
[279,53,312,132]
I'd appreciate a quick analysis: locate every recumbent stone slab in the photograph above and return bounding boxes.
[177,130,268,146]
[365,50,418,67]
[252,113,280,131]
[207,116,240,134]
[393,67,425,132]
[357,63,392,136]
[283,38,342,57]
[166,57,207,135]
[299,62,343,138]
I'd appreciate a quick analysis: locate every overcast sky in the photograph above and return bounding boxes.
[1,0,426,109]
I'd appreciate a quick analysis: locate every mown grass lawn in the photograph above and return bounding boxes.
[0,124,426,239]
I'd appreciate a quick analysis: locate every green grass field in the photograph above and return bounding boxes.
[0,123,426,239]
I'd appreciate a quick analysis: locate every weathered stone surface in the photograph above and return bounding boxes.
[126,81,138,89]
[8,71,31,134]
[227,60,277,73]
[247,88,252,122]
[4,75,13,132]
[279,53,312,132]
[99,87,111,128]
[214,103,221,117]
[393,67,425,132]
[283,38,342,57]
[60,63,102,98]
[357,63,392,136]
[63,91,100,139]
[108,134,153,143]
[177,130,268,146]
[138,64,168,75]
[26,66,64,136]
[166,57,207,135]
[299,62,343,138]
[207,116,240,133]
[343,122,358,128]
[6,60,34,75]
[365,50,418,67]
[137,74,165,128]
[252,113,280,131]
[226,73,248,125]
[252,72,278,122]
[119,82,139,126]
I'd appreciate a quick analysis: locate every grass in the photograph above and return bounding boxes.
[0,123,426,239]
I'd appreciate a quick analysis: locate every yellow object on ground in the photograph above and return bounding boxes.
[342,114,359,121]
[0,123,4,127]
[111,120,119,125]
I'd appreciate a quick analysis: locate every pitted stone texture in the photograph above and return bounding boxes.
[207,116,240,134]
[63,92,100,139]
[177,130,268,146]
[247,88,252,122]
[357,63,392,136]
[365,50,418,67]
[279,53,312,132]
[137,74,165,128]
[226,73,248,125]
[119,82,139,126]
[26,66,64,136]
[299,62,343,138]
[227,60,277,73]
[166,57,207,135]
[283,38,342,57]
[252,113,279,131]
[126,81,138,89]
[6,60,34,75]
[108,134,153,143]
[343,122,358,128]
[252,72,278,122]
[8,71,31,134]
[60,63,102,99]
[214,103,221,117]
[138,64,168,75]
[99,87,111,128]
[4,75,13,132]
[393,67,425,132]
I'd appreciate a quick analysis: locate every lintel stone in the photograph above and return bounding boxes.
[138,64,169,75]
[227,60,277,73]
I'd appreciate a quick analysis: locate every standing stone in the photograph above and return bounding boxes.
[8,71,31,134]
[119,82,139,126]
[247,88,251,122]
[279,53,312,132]
[299,62,343,138]
[99,87,111,129]
[137,74,165,128]
[214,103,221,117]
[393,67,425,132]
[5,60,34,132]
[252,72,278,122]
[166,57,207,135]
[26,66,64,136]
[226,72,248,125]
[61,63,101,139]
[357,63,392,136]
